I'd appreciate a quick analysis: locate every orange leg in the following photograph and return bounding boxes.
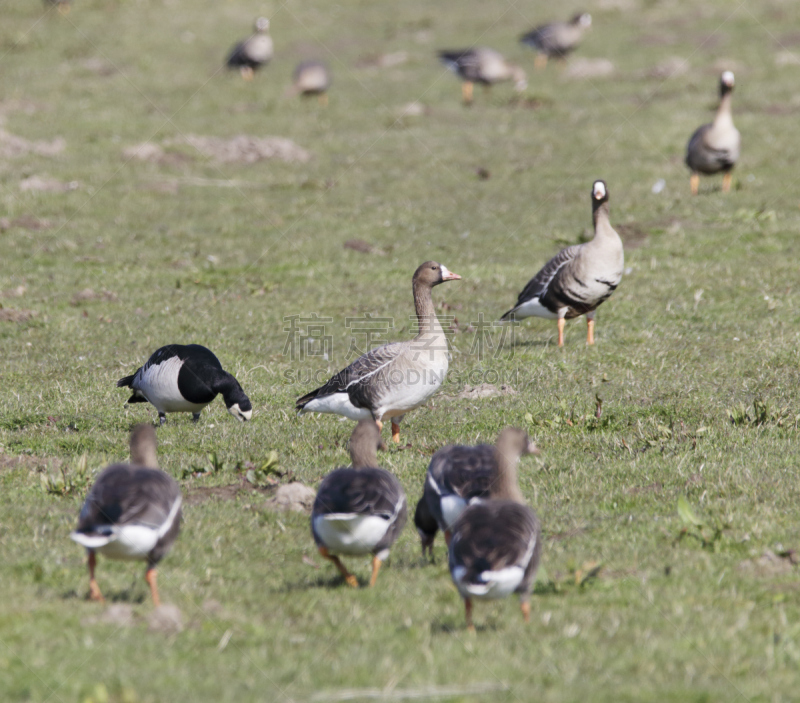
[319,546,358,587]
[520,599,531,623]
[375,419,383,434]
[88,551,104,602]
[534,54,548,70]
[145,567,161,607]
[690,173,699,196]
[444,529,452,547]
[369,555,382,587]
[587,317,595,346]
[240,66,254,81]
[465,598,475,632]
[462,81,474,105]
[722,172,732,193]
[391,421,400,444]
[557,318,566,347]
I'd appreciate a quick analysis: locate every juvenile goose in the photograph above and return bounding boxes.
[290,60,332,105]
[311,420,408,587]
[70,425,181,606]
[520,13,592,69]
[296,261,461,443]
[117,344,252,425]
[448,428,541,631]
[226,17,273,81]
[416,433,539,555]
[438,48,527,105]
[500,180,623,347]
[686,71,740,195]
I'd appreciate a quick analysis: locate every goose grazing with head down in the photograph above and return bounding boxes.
[448,428,541,631]
[117,344,252,425]
[415,432,539,558]
[686,71,740,195]
[500,180,623,347]
[291,60,332,105]
[520,13,592,69]
[70,425,181,606]
[296,261,461,443]
[311,420,408,587]
[226,17,273,81]
[438,48,527,105]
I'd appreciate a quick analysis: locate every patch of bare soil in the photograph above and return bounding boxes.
[455,383,517,400]
[70,289,118,306]
[564,58,615,79]
[616,223,649,250]
[344,239,384,255]
[0,128,64,158]
[264,482,316,513]
[0,307,36,322]
[19,175,79,193]
[165,135,311,164]
[738,550,798,578]
[0,216,52,231]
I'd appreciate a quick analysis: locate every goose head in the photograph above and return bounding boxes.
[497,427,539,459]
[223,380,253,422]
[254,17,270,33]
[720,70,735,97]
[349,419,385,468]
[592,179,609,204]
[573,12,592,28]
[413,261,462,288]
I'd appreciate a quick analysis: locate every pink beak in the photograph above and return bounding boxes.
[443,271,462,281]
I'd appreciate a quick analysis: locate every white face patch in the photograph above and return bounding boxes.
[581,13,592,27]
[256,17,270,32]
[228,403,252,422]
[721,71,734,86]
[593,181,607,199]
[440,265,451,279]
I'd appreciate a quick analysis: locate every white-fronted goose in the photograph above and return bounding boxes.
[686,71,740,195]
[117,344,252,425]
[415,434,539,556]
[226,17,273,81]
[500,180,623,347]
[296,261,461,443]
[438,48,527,105]
[311,420,408,587]
[291,60,332,105]
[520,13,592,69]
[448,428,541,631]
[70,425,181,606]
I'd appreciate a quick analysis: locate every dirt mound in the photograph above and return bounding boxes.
[166,135,311,164]
[0,128,64,158]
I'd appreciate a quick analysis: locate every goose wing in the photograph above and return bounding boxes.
[502,244,581,318]
[428,445,495,499]
[314,468,405,521]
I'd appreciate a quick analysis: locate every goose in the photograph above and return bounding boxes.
[296,261,461,443]
[686,71,740,195]
[500,180,623,347]
[70,424,181,606]
[290,60,332,105]
[520,13,592,69]
[311,419,408,587]
[415,433,539,555]
[117,344,252,425]
[226,17,273,81]
[414,495,438,562]
[438,48,527,105]
[448,427,541,631]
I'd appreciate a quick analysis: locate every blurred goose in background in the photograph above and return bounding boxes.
[438,48,527,105]
[70,425,181,606]
[45,0,71,15]
[296,262,461,444]
[290,60,332,105]
[415,434,539,555]
[226,17,273,80]
[686,71,740,195]
[520,13,592,69]
[117,344,252,425]
[500,180,623,347]
[311,420,408,587]
[448,428,541,631]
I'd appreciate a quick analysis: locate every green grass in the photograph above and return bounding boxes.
[3,0,800,700]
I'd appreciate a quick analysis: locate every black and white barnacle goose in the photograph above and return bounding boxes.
[686,71,740,195]
[311,419,408,587]
[70,424,181,606]
[500,180,623,347]
[296,261,461,444]
[438,48,527,105]
[117,344,252,425]
[226,17,273,81]
[520,13,592,69]
[448,428,541,631]
[415,433,539,557]
[290,60,332,105]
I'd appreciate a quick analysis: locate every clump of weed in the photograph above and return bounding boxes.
[39,454,95,496]
[675,496,732,552]
[726,398,796,428]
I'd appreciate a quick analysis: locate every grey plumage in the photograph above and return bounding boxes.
[520,13,592,60]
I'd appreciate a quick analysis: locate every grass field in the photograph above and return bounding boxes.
[3,0,800,700]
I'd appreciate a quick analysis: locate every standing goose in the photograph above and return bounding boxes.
[415,433,539,555]
[448,428,541,631]
[117,344,252,425]
[226,17,273,81]
[500,180,623,347]
[438,48,527,105]
[311,420,408,587]
[296,261,461,443]
[685,71,740,195]
[520,13,592,69]
[290,60,332,105]
[70,425,181,606]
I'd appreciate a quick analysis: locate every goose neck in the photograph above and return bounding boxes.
[413,282,443,338]
[490,445,525,503]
